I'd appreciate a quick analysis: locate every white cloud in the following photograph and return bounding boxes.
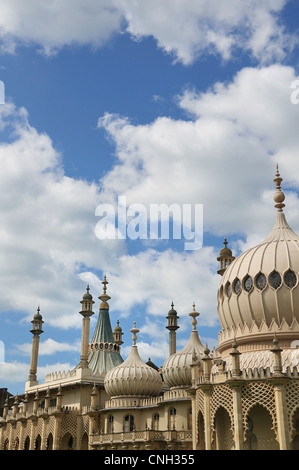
[1,64,299,338]
[16,338,81,357]
[0,103,125,328]
[97,64,299,244]
[0,0,295,63]
[121,0,294,64]
[0,361,74,385]
[0,0,123,55]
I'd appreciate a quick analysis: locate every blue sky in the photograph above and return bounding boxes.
[1,0,299,395]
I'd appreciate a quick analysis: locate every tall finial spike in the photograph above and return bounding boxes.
[273,164,285,212]
[102,275,108,294]
[98,275,111,306]
[189,304,199,330]
[130,321,140,345]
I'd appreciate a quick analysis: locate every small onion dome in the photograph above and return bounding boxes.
[168,302,178,316]
[33,307,43,321]
[162,305,205,388]
[104,322,162,397]
[113,320,122,332]
[82,285,93,300]
[219,237,232,257]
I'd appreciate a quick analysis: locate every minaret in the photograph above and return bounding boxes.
[113,320,124,347]
[79,285,95,368]
[28,307,44,384]
[166,301,179,356]
[217,236,235,276]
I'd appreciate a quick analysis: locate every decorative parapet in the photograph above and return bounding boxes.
[89,429,192,447]
[104,396,163,409]
[25,366,105,393]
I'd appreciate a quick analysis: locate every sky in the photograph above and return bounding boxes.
[1,0,299,395]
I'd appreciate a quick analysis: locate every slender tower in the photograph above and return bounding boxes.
[166,302,179,356]
[28,307,44,384]
[79,285,95,368]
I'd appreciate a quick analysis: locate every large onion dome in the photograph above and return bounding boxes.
[104,322,162,398]
[162,305,206,388]
[217,166,299,355]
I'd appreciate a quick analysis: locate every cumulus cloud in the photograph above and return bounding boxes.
[0,102,125,328]
[0,0,295,63]
[0,361,74,385]
[121,0,295,64]
[97,64,299,245]
[16,338,81,356]
[1,64,298,337]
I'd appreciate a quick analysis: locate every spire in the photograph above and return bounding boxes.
[166,301,179,356]
[130,321,139,346]
[87,276,124,375]
[273,164,285,212]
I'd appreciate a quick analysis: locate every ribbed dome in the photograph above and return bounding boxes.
[104,322,162,398]
[162,306,205,388]
[217,167,299,352]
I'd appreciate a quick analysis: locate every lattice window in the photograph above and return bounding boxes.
[35,418,44,439]
[256,273,267,291]
[269,271,282,290]
[286,382,299,435]
[233,278,241,295]
[61,414,78,436]
[196,389,205,418]
[210,384,234,438]
[225,282,231,297]
[284,270,297,289]
[244,275,253,293]
[241,382,277,439]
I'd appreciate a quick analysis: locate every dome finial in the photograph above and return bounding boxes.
[189,303,199,330]
[98,275,111,308]
[102,275,108,295]
[273,164,285,212]
[130,321,139,345]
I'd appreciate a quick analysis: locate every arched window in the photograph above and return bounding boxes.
[169,407,176,430]
[46,433,53,450]
[107,414,114,433]
[187,407,192,430]
[124,414,134,432]
[153,413,159,430]
[24,436,30,450]
[35,435,41,450]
